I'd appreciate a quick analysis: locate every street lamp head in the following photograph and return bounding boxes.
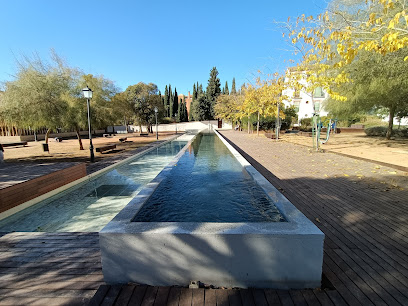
[154,107,158,113]
[82,86,93,99]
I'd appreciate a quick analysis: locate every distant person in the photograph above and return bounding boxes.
[0,144,4,163]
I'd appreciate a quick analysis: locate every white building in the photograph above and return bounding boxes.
[282,70,328,124]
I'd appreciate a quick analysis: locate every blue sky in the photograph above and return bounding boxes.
[0,0,328,95]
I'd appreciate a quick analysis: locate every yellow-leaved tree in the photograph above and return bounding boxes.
[283,0,408,140]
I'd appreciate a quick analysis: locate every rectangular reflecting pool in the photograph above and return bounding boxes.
[134,132,285,222]
[0,138,188,232]
[100,130,324,289]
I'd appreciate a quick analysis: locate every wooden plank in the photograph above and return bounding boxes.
[326,290,349,306]
[167,287,181,306]
[100,285,122,306]
[84,284,109,306]
[354,249,408,302]
[263,289,281,306]
[154,286,170,306]
[251,289,267,306]
[141,286,158,306]
[0,296,90,305]
[192,288,204,306]
[204,289,216,306]
[0,288,95,298]
[0,280,103,290]
[129,285,147,306]
[115,285,136,306]
[239,289,255,306]
[300,290,321,306]
[323,260,365,306]
[312,289,334,306]
[334,248,403,306]
[227,289,242,306]
[178,288,192,306]
[326,249,389,306]
[276,290,294,306]
[215,289,229,306]
[289,290,307,306]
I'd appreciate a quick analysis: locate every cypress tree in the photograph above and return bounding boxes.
[177,98,182,121]
[231,78,236,95]
[173,87,178,118]
[196,82,199,98]
[169,85,173,117]
[192,83,197,101]
[225,81,229,95]
[185,101,189,121]
[222,87,225,95]
[205,67,221,119]
[189,100,194,121]
[163,85,169,116]
[198,84,203,96]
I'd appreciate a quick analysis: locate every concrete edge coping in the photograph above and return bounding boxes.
[101,129,324,236]
[0,134,181,221]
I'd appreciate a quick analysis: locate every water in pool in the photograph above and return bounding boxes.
[133,132,285,222]
[0,140,187,232]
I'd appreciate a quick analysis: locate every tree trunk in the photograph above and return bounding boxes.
[76,128,84,150]
[247,114,250,134]
[386,105,395,140]
[139,124,142,133]
[257,111,260,136]
[45,128,52,144]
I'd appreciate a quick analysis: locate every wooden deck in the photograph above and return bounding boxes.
[0,232,103,305]
[89,284,337,306]
[1,130,408,305]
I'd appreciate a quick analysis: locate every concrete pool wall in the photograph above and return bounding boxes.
[99,130,324,289]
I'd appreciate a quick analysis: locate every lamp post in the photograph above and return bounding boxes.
[82,86,95,163]
[175,113,178,134]
[154,107,158,140]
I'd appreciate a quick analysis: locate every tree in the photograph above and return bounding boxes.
[164,85,169,116]
[169,84,173,117]
[285,0,408,139]
[225,81,229,95]
[193,83,197,101]
[231,78,237,95]
[215,94,244,128]
[205,67,222,119]
[197,95,212,120]
[327,48,408,138]
[124,82,160,133]
[173,87,179,118]
[198,83,204,96]
[1,52,72,146]
[66,73,118,150]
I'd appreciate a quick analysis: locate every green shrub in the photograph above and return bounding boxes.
[300,118,312,131]
[365,126,408,137]
[160,117,174,124]
[364,126,387,136]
